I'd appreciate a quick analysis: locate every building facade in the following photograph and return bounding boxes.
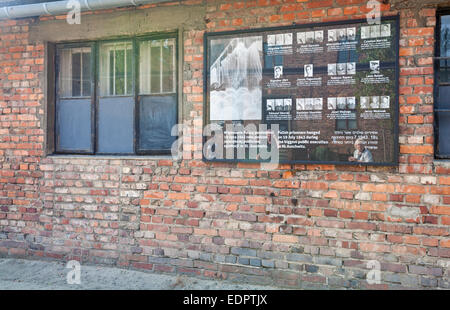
[0,0,449,289]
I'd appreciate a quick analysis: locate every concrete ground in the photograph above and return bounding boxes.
[0,258,280,290]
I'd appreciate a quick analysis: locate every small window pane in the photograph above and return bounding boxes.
[72,52,81,97]
[99,42,133,96]
[440,16,450,83]
[162,43,174,92]
[140,38,176,94]
[59,47,91,98]
[115,49,125,95]
[438,85,450,108]
[440,16,450,57]
[437,111,450,156]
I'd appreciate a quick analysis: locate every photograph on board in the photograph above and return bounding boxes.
[209,36,263,120]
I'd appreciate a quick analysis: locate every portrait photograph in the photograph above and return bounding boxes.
[296,98,305,110]
[297,32,306,44]
[275,99,284,111]
[360,96,369,109]
[361,26,370,39]
[284,98,292,111]
[327,97,337,110]
[328,63,337,76]
[381,23,391,37]
[347,27,356,40]
[284,33,293,45]
[267,99,275,111]
[380,96,390,108]
[370,25,380,38]
[267,34,276,46]
[337,63,346,75]
[274,65,283,79]
[337,97,346,109]
[306,31,315,44]
[370,60,380,74]
[304,64,313,77]
[314,98,323,110]
[347,97,356,109]
[370,96,380,109]
[275,33,285,45]
[347,62,356,75]
[337,28,347,41]
[305,98,313,110]
[315,30,324,43]
[328,29,336,42]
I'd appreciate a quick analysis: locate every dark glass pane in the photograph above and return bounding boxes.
[82,52,91,97]
[437,111,450,156]
[115,49,125,95]
[439,59,450,83]
[162,44,174,93]
[71,52,81,97]
[151,45,161,93]
[139,95,177,151]
[440,15,450,58]
[438,85,450,108]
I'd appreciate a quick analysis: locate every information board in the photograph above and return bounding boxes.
[203,16,399,165]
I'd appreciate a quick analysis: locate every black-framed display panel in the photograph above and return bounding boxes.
[203,15,400,166]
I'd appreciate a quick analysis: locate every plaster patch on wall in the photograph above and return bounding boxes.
[386,205,420,220]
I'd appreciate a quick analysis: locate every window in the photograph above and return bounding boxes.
[435,11,450,158]
[54,34,178,155]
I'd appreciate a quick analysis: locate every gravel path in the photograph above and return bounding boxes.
[0,258,279,290]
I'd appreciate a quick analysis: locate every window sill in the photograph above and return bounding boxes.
[47,154,174,160]
[433,159,450,167]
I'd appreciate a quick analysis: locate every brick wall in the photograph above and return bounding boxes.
[0,0,449,289]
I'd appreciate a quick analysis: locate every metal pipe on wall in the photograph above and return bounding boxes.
[0,0,173,20]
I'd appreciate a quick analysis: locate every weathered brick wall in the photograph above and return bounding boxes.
[0,0,449,289]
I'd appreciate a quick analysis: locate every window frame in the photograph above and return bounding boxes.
[434,9,450,159]
[136,34,179,155]
[54,41,96,155]
[53,32,179,156]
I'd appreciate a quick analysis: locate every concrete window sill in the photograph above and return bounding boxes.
[46,154,174,161]
[433,159,450,167]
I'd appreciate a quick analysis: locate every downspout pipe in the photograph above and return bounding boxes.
[0,0,174,20]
